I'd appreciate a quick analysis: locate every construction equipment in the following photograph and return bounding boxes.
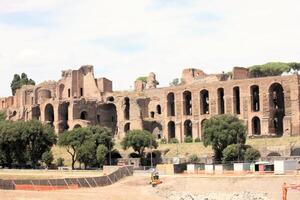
[282,182,300,200]
[150,170,162,187]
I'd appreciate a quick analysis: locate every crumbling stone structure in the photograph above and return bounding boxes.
[0,65,299,142]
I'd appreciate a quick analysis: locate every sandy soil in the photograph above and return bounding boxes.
[1,174,300,200]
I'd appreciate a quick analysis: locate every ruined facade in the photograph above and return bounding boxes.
[1,65,300,142]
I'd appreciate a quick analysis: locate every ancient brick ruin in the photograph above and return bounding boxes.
[0,65,299,141]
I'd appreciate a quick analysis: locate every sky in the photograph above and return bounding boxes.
[0,0,300,96]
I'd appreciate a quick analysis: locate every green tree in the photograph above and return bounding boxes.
[169,78,180,86]
[77,140,96,169]
[249,62,290,78]
[58,126,113,169]
[288,62,300,73]
[96,144,108,167]
[222,144,245,163]
[22,120,57,167]
[121,130,158,158]
[244,147,261,161]
[42,151,54,167]
[10,73,35,95]
[56,157,65,167]
[203,114,246,161]
[136,76,148,83]
[0,120,56,168]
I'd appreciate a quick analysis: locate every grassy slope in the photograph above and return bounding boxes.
[52,136,300,167]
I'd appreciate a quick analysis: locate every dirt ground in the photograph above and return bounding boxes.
[1,174,300,200]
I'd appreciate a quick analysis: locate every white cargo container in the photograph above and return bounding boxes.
[274,160,298,175]
[234,163,251,172]
[187,164,201,174]
[205,164,214,174]
[214,165,224,174]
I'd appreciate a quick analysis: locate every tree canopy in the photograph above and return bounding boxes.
[121,129,158,158]
[10,73,35,95]
[248,62,300,78]
[0,120,56,168]
[136,76,148,83]
[58,126,114,169]
[202,114,247,161]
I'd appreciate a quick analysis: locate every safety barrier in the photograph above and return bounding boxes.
[0,165,133,191]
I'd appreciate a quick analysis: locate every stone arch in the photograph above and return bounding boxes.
[217,88,225,114]
[184,120,192,137]
[167,92,175,116]
[124,97,130,120]
[58,102,69,132]
[250,85,260,112]
[252,116,261,135]
[44,104,54,127]
[233,86,240,114]
[200,89,209,115]
[183,91,192,115]
[80,111,88,120]
[269,83,285,136]
[74,124,82,129]
[156,105,162,115]
[124,122,130,133]
[167,121,176,141]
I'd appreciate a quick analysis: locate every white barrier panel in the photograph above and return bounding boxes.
[274,160,298,175]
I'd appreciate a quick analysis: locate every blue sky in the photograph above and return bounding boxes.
[0,0,300,96]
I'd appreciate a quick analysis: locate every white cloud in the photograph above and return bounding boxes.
[0,0,300,96]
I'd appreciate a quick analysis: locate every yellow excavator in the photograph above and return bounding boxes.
[150,170,162,187]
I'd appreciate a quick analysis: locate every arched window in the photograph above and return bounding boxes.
[200,90,209,115]
[269,83,285,136]
[184,120,193,137]
[58,102,69,132]
[233,87,240,114]
[80,111,88,120]
[217,88,225,114]
[45,104,54,127]
[156,105,162,114]
[168,121,176,141]
[124,123,130,133]
[250,85,260,112]
[183,91,192,115]
[124,97,130,120]
[167,93,175,116]
[252,117,261,135]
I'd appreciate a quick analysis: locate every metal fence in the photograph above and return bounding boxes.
[0,165,133,190]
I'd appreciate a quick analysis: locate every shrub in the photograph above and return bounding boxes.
[244,147,261,161]
[42,151,54,167]
[184,136,193,143]
[194,137,201,143]
[188,154,200,163]
[56,157,64,167]
[169,138,179,144]
[222,144,245,163]
[160,137,167,144]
